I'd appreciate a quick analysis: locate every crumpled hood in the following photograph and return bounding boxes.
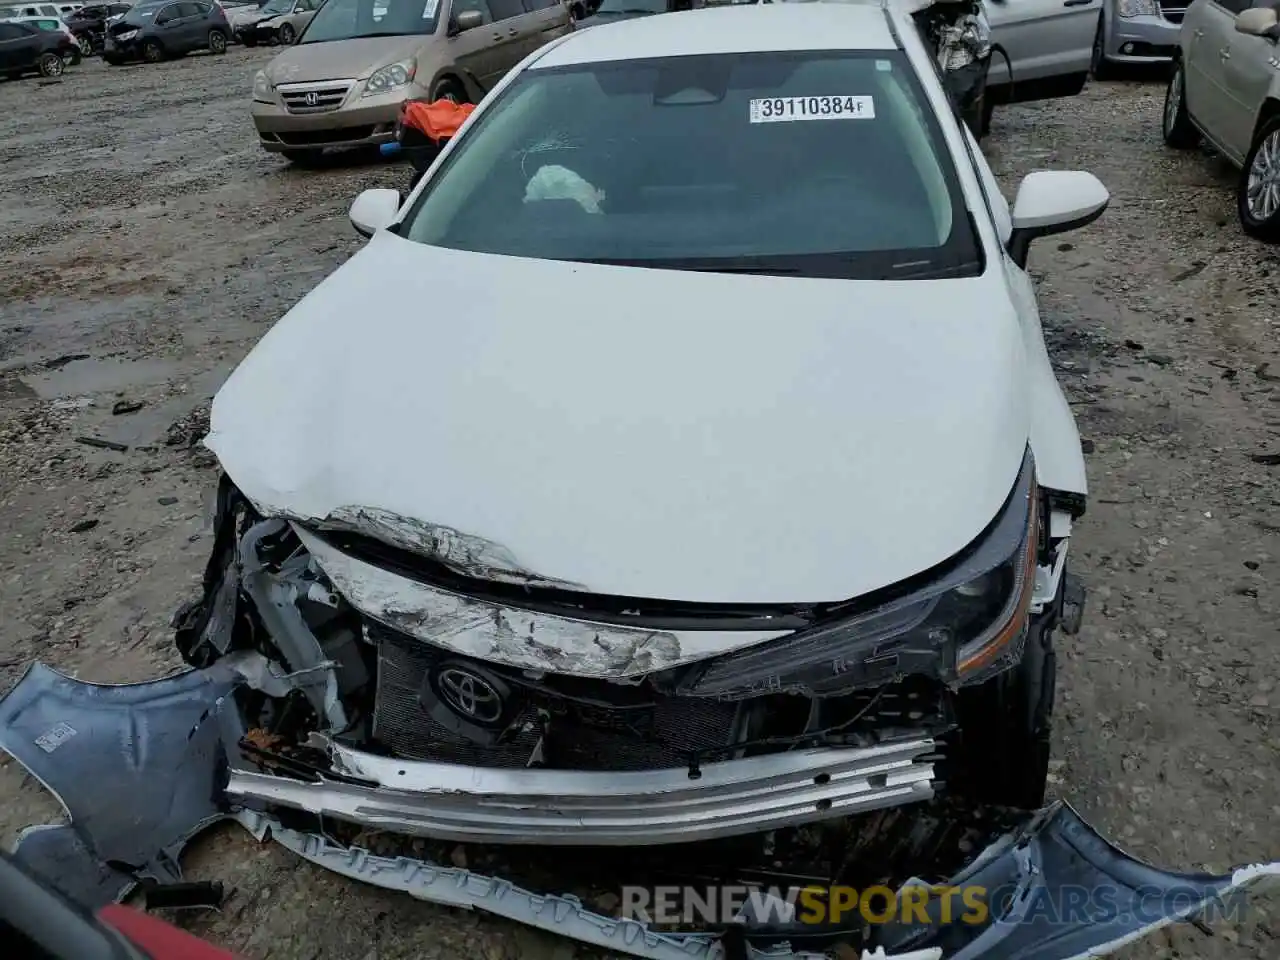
[264,34,422,84]
[208,232,1030,605]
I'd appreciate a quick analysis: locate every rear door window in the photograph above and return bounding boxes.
[487,0,524,19]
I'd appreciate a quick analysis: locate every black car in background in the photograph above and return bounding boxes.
[0,19,78,77]
[65,3,134,54]
[103,0,229,63]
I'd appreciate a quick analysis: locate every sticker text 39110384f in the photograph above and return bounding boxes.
[748,95,875,124]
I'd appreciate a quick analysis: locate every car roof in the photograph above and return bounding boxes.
[532,3,900,69]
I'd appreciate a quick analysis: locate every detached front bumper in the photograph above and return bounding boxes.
[226,736,938,845]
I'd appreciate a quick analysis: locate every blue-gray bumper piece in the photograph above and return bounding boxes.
[0,661,237,908]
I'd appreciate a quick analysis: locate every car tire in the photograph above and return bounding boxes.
[64,49,81,67]
[1089,13,1113,81]
[431,78,468,104]
[208,28,227,53]
[1238,116,1280,243]
[278,22,295,44]
[953,615,1057,810]
[77,35,92,55]
[141,38,164,62]
[1162,60,1199,150]
[37,51,64,77]
[281,149,323,166]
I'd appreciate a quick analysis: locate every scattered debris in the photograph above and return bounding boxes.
[43,353,90,370]
[1250,452,1280,466]
[157,496,178,506]
[68,519,99,533]
[75,436,128,453]
[111,399,145,416]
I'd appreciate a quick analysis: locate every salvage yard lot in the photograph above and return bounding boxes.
[2,47,1279,959]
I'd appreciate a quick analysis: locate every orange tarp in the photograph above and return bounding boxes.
[401,99,476,142]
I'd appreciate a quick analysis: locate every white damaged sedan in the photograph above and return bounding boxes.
[205,0,1111,833]
[8,5,1280,958]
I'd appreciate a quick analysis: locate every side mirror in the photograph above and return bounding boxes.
[453,8,483,31]
[349,188,401,238]
[1007,170,1109,268]
[1235,6,1279,38]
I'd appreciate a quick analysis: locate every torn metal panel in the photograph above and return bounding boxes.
[234,810,927,960]
[225,735,938,845]
[239,520,349,731]
[293,526,789,679]
[869,802,1280,960]
[320,505,587,589]
[0,662,237,908]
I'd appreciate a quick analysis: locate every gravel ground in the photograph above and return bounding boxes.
[1,49,1279,960]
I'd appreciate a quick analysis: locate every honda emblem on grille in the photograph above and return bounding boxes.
[437,667,503,723]
[303,91,319,106]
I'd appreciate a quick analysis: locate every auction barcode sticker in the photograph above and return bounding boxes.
[749,96,875,123]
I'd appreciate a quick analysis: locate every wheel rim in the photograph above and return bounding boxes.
[280,24,293,43]
[1164,66,1182,136]
[144,42,160,61]
[211,31,225,51]
[1246,129,1280,223]
[44,55,63,75]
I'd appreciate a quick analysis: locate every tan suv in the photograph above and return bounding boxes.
[251,0,571,163]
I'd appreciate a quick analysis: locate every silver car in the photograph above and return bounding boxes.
[1162,0,1280,240]
[1090,0,1184,76]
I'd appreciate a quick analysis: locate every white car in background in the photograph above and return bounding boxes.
[1162,0,1280,240]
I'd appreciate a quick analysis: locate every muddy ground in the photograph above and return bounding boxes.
[1,47,1279,960]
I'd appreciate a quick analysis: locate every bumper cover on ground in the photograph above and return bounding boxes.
[3,662,1279,960]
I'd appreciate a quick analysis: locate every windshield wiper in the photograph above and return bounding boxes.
[579,256,801,276]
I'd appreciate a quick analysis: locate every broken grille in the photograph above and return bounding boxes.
[278,81,354,115]
[370,623,741,771]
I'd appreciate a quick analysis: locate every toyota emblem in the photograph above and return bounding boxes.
[303,91,319,106]
[437,667,503,724]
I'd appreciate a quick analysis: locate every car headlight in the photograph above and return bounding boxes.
[1118,0,1160,18]
[363,59,415,97]
[253,69,273,103]
[115,27,138,39]
[677,452,1040,699]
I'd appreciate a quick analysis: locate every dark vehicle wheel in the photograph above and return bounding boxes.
[1238,117,1280,243]
[1162,60,1198,150]
[1089,13,1113,81]
[281,148,323,166]
[431,78,468,104]
[278,22,295,44]
[77,35,92,55]
[37,52,64,77]
[141,38,164,62]
[953,616,1057,810]
[63,50,81,67]
[208,28,227,53]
